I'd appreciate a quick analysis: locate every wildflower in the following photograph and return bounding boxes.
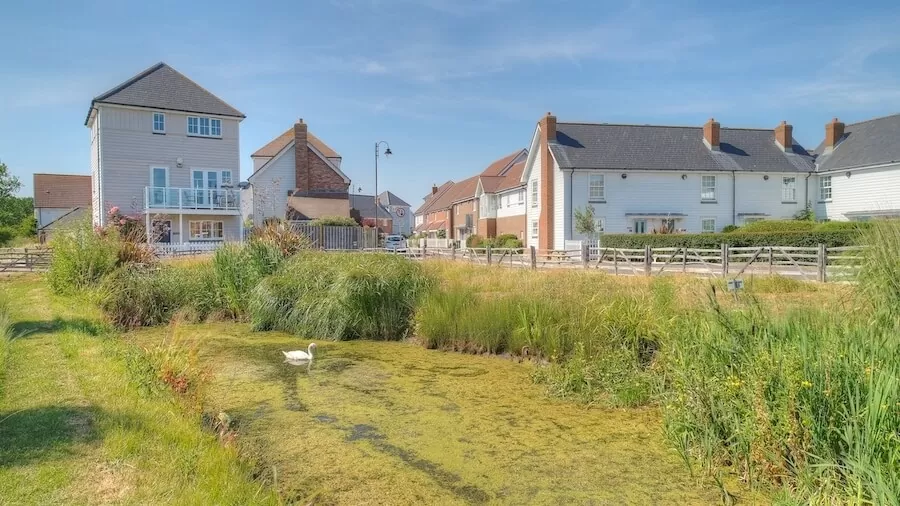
[109,206,120,215]
[801,380,812,389]
[119,218,127,225]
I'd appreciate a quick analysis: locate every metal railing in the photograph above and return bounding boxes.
[145,186,240,211]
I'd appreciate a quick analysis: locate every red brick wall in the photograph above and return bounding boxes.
[496,215,525,239]
[294,120,348,193]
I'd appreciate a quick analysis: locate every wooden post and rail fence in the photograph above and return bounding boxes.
[398,243,866,282]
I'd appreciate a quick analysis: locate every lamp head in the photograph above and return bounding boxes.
[384,147,392,158]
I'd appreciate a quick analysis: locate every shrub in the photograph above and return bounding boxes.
[495,233,523,248]
[601,230,860,248]
[47,220,120,293]
[250,252,432,340]
[308,216,359,227]
[739,219,816,233]
[466,235,485,248]
[99,265,208,327]
[721,225,740,233]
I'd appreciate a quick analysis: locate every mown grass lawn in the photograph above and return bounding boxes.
[127,322,763,505]
[0,275,278,505]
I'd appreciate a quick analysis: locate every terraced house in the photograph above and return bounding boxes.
[414,150,528,243]
[86,62,245,244]
[521,113,817,251]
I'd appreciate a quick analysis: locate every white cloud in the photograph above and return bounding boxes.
[361,61,388,74]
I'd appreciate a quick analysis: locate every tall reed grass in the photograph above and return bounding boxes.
[250,252,431,340]
[47,221,121,293]
[0,290,12,398]
[662,220,900,504]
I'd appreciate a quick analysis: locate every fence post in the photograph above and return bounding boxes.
[422,240,427,260]
[451,244,457,261]
[681,247,687,273]
[644,245,652,276]
[721,243,728,277]
[768,247,774,275]
[582,243,590,269]
[817,243,827,283]
[486,245,493,265]
[614,249,618,275]
[529,245,537,270]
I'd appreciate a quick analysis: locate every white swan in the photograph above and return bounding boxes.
[282,343,316,361]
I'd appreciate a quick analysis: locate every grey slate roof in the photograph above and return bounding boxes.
[85,62,244,125]
[549,123,814,173]
[350,194,391,219]
[814,113,900,171]
[377,191,411,207]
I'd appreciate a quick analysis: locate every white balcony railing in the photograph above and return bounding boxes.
[145,187,240,212]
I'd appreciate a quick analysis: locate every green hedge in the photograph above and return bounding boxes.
[735,219,871,234]
[601,230,861,249]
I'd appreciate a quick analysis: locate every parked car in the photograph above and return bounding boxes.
[384,235,407,251]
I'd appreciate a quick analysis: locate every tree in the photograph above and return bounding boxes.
[0,161,21,200]
[573,206,601,241]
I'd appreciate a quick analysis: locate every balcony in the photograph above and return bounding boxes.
[144,187,241,214]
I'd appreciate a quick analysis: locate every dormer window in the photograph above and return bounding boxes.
[153,112,165,133]
[187,116,222,138]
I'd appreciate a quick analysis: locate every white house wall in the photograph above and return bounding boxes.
[816,163,900,220]
[525,153,541,247]
[98,105,241,217]
[553,160,566,250]
[734,172,809,222]
[496,187,526,219]
[251,145,295,225]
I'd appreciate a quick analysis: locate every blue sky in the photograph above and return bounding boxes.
[3,0,900,207]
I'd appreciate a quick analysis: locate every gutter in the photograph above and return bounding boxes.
[804,172,812,211]
[567,169,574,240]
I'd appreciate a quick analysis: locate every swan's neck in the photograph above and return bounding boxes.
[307,345,314,357]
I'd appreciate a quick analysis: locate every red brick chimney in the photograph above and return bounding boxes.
[774,120,793,152]
[538,112,556,252]
[824,118,845,154]
[294,119,309,192]
[432,184,438,195]
[703,118,720,151]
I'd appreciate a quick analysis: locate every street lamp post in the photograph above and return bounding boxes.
[374,141,392,236]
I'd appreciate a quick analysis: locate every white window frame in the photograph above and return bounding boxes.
[530,220,538,238]
[588,174,605,201]
[188,220,224,240]
[701,175,717,202]
[153,112,165,133]
[781,176,797,203]
[819,176,832,202]
[530,180,538,207]
[517,189,524,204]
[701,217,716,233]
[187,116,223,138]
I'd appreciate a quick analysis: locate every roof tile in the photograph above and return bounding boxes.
[34,174,92,208]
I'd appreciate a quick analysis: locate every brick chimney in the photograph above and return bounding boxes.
[703,118,720,151]
[432,184,438,195]
[538,112,557,252]
[774,120,793,152]
[824,117,845,154]
[294,119,309,192]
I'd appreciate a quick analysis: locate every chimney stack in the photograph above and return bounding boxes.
[432,184,438,195]
[537,112,557,252]
[703,118,720,151]
[541,112,557,143]
[294,119,309,192]
[824,118,845,154]
[774,120,793,152]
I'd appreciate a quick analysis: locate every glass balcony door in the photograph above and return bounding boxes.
[150,167,169,207]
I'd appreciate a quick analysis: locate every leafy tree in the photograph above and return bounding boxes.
[0,161,21,200]
[794,201,815,221]
[573,206,601,240]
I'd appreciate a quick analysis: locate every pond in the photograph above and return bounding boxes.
[133,323,737,505]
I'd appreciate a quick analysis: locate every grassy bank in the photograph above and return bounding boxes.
[0,276,278,504]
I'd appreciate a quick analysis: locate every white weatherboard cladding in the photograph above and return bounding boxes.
[98,106,240,215]
[525,153,541,248]
[567,170,736,236]
[90,117,102,224]
[553,158,566,250]
[734,172,809,223]
[815,164,900,220]
[251,145,295,225]
[496,187,526,219]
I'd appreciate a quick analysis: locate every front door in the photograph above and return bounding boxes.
[151,167,168,206]
[633,219,647,234]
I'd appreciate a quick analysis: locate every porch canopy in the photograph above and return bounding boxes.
[624,213,687,219]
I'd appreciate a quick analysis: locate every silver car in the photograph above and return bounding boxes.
[384,235,407,251]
